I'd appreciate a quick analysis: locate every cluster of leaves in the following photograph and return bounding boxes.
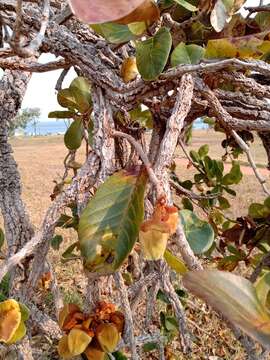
[219,197,270,271]
[67,0,270,82]
[49,76,92,152]
[173,144,242,235]
[58,301,125,359]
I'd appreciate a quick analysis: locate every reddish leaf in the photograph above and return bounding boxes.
[69,0,145,24]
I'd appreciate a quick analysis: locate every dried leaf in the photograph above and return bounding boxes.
[96,323,120,353]
[114,0,160,25]
[69,0,145,24]
[121,57,138,83]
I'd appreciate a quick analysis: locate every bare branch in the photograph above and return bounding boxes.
[114,272,138,360]
[112,129,164,198]
[231,130,270,195]
[0,57,71,72]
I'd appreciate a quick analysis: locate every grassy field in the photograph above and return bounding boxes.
[1,130,269,359]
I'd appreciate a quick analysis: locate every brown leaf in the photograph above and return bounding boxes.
[114,0,160,25]
[68,0,145,24]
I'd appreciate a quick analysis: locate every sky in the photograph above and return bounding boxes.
[10,0,264,120]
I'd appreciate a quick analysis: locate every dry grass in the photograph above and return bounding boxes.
[1,130,269,359]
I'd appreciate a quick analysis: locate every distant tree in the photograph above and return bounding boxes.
[9,107,41,136]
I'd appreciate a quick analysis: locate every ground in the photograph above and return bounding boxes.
[1,129,269,359]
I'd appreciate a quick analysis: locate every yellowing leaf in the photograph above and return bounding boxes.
[7,321,26,345]
[206,35,270,59]
[114,0,160,25]
[78,167,147,274]
[139,201,178,260]
[121,57,139,83]
[84,344,107,360]
[0,299,21,343]
[128,22,147,35]
[69,0,145,24]
[58,335,73,359]
[96,323,120,353]
[140,228,169,260]
[90,23,136,44]
[183,270,270,348]
[164,249,188,274]
[205,38,237,58]
[136,27,172,81]
[67,328,92,356]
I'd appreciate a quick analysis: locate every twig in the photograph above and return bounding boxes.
[114,272,138,360]
[112,130,164,198]
[196,78,270,195]
[169,179,219,200]
[245,5,270,14]
[159,261,191,354]
[231,130,270,195]
[175,224,203,271]
[178,138,204,174]
[55,67,70,90]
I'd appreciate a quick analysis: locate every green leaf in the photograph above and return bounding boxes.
[198,144,209,159]
[143,342,158,352]
[19,303,30,322]
[182,197,193,211]
[183,270,270,348]
[112,351,128,360]
[173,0,197,11]
[249,203,270,219]
[136,27,172,81]
[61,242,79,259]
[51,235,64,250]
[91,23,135,44]
[222,161,242,185]
[0,228,4,251]
[165,316,178,332]
[69,77,92,113]
[157,289,170,304]
[7,321,26,345]
[48,111,75,119]
[78,167,147,274]
[64,120,83,150]
[57,88,78,110]
[256,272,270,309]
[129,106,153,129]
[189,150,200,163]
[255,11,270,31]
[171,42,204,67]
[264,197,270,209]
[164,249,188,274]
[218,196,230,210]
[179,210,215,254]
